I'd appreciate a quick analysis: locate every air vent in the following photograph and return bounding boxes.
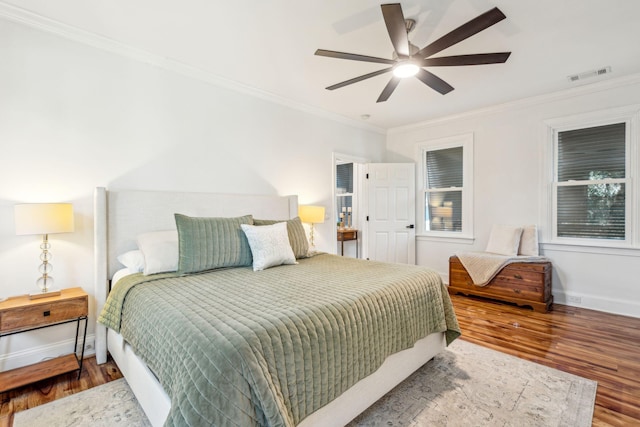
[567,66,612,83]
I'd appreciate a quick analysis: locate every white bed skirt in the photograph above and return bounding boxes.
[107,329,446,427]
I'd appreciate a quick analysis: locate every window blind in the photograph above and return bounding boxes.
[426,147,463,188]
[336,163,353,194]
[557,123,625,181]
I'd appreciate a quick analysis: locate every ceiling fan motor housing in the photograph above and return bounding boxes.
[392,42,419,60]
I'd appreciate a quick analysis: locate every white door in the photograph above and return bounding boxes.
[366,163,416,264]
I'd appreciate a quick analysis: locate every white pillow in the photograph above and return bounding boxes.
[136,230,179,275]
[485,225,523,256]
[518,224,539,256]
[241,222,297,271]
[116,250,146,272]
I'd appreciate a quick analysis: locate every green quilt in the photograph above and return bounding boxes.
[98,254,460,427]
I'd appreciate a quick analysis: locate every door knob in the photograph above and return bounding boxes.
[406,224,415,229]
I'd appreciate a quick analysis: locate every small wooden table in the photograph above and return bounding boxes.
[337,228,358,257]
[0,287,88,392]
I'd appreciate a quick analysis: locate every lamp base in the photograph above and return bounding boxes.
[29,289,61,300]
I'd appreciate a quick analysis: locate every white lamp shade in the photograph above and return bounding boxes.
[15,203,74,235]
[298,205,325,224]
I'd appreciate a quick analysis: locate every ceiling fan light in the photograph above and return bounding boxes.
[393,62,420,78]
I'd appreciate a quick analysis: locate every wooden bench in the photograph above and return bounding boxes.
[448,255,553,312]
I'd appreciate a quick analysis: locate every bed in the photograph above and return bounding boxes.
[93,187,460,427]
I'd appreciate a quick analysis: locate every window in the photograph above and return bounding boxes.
[555,123,627,240]
[425,147,462,232]
[544,106,639,248]
[418,134,473,238]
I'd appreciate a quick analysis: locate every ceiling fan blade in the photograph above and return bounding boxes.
[376,77,401,102]
[415,69,454,95]
[315,49,396,65]
[326,67,393,90]
[422,52,511,66]
[416,7,506,59]
[381,4,410,58]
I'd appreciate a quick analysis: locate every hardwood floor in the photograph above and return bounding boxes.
[0,297,638,426]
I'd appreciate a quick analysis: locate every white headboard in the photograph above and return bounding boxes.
[93,187,298,363]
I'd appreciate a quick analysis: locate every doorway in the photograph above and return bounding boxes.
[333,153,366,258]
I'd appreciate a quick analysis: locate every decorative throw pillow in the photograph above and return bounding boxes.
[485,225,523,256]
[518,224,539,256]
[240,222,297,271]
[116,250,146,273]
[136,230,179,275]
[175,213,253,274]
[253,217,309,259]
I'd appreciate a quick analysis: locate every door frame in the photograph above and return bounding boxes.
[332,152,369,256]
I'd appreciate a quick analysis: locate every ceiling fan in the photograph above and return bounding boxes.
[315,3,511,102]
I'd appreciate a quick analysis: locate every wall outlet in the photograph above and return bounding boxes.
[567,295,582,304]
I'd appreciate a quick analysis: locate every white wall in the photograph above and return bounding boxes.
[0,19,386,370]
[386,75,640,319]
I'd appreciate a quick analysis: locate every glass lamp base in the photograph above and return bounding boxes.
[31,272,60,299]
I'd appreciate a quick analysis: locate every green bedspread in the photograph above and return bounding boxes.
[98,253,460,427]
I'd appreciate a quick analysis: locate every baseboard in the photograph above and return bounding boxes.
[553,292,640,318]
[0,334,95,372]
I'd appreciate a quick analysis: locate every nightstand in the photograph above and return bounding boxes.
[0,287,88,393]
[337,228,358,257]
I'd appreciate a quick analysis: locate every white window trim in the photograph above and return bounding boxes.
[541,105,640,251]
[416,133,474,240]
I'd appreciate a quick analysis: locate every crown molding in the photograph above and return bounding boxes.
[388,72,640,135]
[0,2,386,136]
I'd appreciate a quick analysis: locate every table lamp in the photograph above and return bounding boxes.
[298,205,325,248]
[15,203,74,298]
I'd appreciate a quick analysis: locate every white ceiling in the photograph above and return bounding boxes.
[3,0,640,130]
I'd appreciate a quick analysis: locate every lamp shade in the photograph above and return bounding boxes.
[432,206,453,218]
[298,205,325,224]
[15,203,74,235]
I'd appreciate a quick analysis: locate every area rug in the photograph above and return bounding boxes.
[13,378,151,427]
[13,340,597,427]
[348,340,597,426]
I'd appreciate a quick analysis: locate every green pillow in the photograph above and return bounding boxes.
[253,217,309,259]
[175,213,254,274]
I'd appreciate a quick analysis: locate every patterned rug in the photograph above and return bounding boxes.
[349,340,597,426]
[13,378,151,427]
[13,340,597,427]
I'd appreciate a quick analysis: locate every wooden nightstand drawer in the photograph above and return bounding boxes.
[337,229,357,241]
[0,297,88,334]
